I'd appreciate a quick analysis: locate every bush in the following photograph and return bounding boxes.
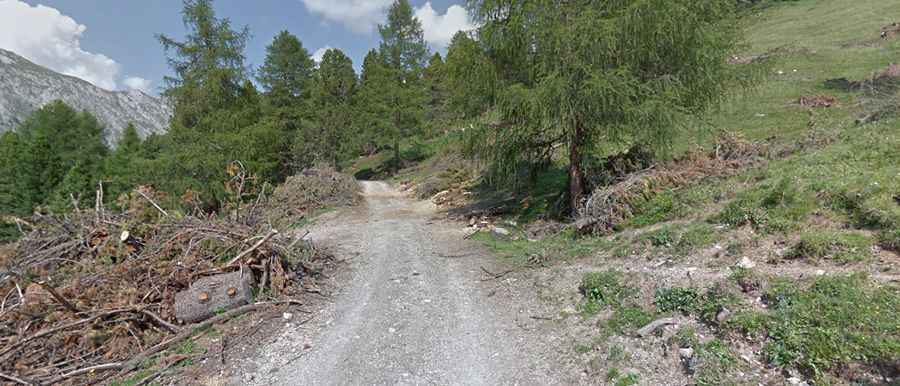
[606,306,655,335]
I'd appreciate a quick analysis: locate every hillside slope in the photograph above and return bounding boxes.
[0,48,172,143]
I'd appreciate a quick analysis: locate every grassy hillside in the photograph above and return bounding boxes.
[420,1,900,384]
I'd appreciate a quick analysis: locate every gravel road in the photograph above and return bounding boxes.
[243,181,573,385]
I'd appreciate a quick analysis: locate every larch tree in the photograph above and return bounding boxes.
[377,0,430,169]
[467,0,742,214]
[257,30,316,108]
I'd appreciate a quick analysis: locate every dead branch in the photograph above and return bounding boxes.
[140,310,180,333]
[0,372,34,385]
[44,362,123,385]
[35,281,79,314]
[226,229,279,266]
[136,189,169,217]
[120,302,271,374]
[0,308,133,358]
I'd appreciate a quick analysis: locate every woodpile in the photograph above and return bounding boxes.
[0,185,335,384]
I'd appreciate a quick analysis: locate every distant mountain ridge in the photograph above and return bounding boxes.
[0,48,172,143]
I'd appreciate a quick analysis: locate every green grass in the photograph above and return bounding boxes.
[580,270,636,310]
[786,230,873,263]
[654,284,741,325]
[474,228,612,266]
[761,274,900,381]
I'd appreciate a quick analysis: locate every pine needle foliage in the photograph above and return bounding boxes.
[466,0,744,213]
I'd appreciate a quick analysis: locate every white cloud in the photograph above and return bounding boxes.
[123,77,152,93]
[300,0,392,34]
[415,2,474,48]
[300,0,473,48]
[0,0,149,91]
[312,46,332,63]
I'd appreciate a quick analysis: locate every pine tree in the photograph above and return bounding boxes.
[103,123,144,202]
[377,0,430,169]
[423,52,449,134]
[258,31,316,108]
[298,48,357,168]
[158,0,250,130]
[444,31,496,119]
[354,50,393,156]
[468,0,741,213]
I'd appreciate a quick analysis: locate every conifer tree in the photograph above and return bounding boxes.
[468,0,741,213]
[297,48,357,167]
[377,0,430,169]
[258,31,316,108]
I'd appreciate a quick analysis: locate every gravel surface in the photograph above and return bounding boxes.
[241,181,574,386]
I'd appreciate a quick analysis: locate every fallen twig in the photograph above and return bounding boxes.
[136,189,169,217]
[0,372,34,385]
[226,229,279,266]
[636,317,677,337]
[480,266,514,281]
[141,309,181,333]
[44,362,123,385]
[0,308,133,358]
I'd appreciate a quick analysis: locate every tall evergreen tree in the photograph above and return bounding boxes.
[423,52,449,133]
[158,0,250,130]
[468,0,741,213]
[354,49,393,156]
[258,31,316,108]
[297,48,357,168]
[377,0,430,168]
[444,31,496,119]
[103,123,145,201]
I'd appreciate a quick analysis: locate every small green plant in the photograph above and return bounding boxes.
[673,326,700,348]
[647,227,675,247]
[654,287,701,314]
[695,339,738,386]
[606,306,655,335]
[614,373,639,386]
[655,285,740,324]
[724,310,769,337]
[580,270,636,309]
[607,344,628,363]
[606,367,621,382]
[786,230,872,263]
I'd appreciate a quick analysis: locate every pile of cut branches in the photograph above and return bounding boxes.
[0,185,335,384]
[576,133,766,235]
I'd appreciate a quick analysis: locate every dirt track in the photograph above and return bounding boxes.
[241,181,575,385]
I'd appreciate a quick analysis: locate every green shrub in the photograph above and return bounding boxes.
[785,230,872,263]
[580,270,636,308]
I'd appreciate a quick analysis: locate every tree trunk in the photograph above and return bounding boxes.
[568,121,585,217]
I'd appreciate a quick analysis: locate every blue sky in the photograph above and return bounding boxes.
[0,0,470,94]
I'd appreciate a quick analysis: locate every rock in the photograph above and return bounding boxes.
[716,308,732,324]
[737,257,756,269]
[492,227,511,237]
[815,269,825,276]
[175,271,253,323]
[282,312,293,321]
[786,377,808,386]
[679,348,694,359]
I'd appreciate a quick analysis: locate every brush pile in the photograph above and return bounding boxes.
[0,177,347,384]
[576,133,765,235]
